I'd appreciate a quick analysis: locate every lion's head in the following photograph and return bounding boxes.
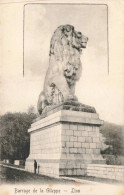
[50,24,88,56]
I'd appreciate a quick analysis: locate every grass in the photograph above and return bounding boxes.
[0,165,76,185]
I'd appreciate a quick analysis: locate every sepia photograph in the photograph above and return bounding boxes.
[0,0,124,194]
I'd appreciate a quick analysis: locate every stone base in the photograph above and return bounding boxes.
[25,110,105,177]
[35,101,96,122]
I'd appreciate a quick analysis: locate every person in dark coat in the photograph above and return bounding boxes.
[34,160,37,174]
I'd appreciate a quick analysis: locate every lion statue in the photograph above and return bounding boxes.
[37,24,88,114]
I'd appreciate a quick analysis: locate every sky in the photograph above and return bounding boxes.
[0,3,124,125]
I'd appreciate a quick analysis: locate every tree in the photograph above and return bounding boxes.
[0,112,37,161]
[100,122,124,156]
[27,105,36,115]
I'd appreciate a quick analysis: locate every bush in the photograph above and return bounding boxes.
[100,122,124,156]
[102,154,124,165]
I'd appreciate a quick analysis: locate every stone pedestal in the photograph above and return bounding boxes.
[25,110,105,177]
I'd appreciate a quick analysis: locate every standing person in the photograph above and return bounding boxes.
[34,160,37,174]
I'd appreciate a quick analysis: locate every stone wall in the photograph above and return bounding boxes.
[60,123,104,163]
[87,164,124,181]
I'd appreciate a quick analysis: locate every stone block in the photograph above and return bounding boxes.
[66,142,73,147]
[74,142,81,148]
[60,163,66,169]
[111,175,116,180]
[74,154,83,159]
[65,130,73,136]
[62,135,70,141]
[77,148,85,154]
[70,124,78,130]
[77,169,85,175]
[66,162,75,169]
[59,169,68,176]
[82,131,88,136]
[93,149,100,154]
[87,126,93,131]
[88,131,96,137]
[82,154,91,160]
[116,176,122,180]
[81,164,87,168]
[62,147,69,153]
[70,148,78,153]
[78,125,85,131]
[74,130,82,136]
[93,137,100,143]
[73,163,81,168]
[96,132,100,137]
[94,126,99,133]
[90,143,97,149]
[67,169,73,175]
[67,154,75,159]
[96,143,101,148]
[73,169,77,175]
[78,137,85,142]
[70,136,77,142]
[86,149,93,154]
[82,143,90,148]
[62,124,69,130]
[62,141,66,147]
[85,137,92,143]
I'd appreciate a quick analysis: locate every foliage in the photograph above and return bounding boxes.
[100,122,124,156]
[102,154,124,165]
[27,105,36,115]
[0,112,37,161]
